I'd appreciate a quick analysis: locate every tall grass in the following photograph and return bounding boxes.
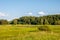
[0,25,60,40]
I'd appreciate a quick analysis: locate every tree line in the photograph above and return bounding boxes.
[0,14,60,25]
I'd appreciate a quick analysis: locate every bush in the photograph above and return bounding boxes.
[38,26,51,32]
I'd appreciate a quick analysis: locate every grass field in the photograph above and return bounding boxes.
[0,25,60,40]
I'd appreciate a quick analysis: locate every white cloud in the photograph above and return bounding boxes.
[38,11,45,15]
[0,12,8,17]
[25,12,32,15]
[28,12,32,15]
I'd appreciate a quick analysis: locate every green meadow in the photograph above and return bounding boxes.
[0,25,60,40]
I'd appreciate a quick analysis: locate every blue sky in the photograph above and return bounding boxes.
[0,0,60,20]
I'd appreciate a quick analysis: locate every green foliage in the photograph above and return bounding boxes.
[10,19,19,25]
[55,20,60,25]
[38,26,51,31]
[0,14,60,25]
[17,14,60,25]
[0,19,9,25]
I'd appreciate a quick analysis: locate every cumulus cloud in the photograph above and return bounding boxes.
[38,11,45,15]
[0,12,8,17]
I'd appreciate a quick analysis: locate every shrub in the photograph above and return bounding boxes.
[38,26,51,32]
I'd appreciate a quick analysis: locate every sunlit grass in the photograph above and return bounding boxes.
[0,25,60,40]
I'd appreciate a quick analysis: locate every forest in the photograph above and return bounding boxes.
[0,14,60,25]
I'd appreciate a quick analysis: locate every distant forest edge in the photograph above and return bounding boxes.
[0,14,60,25]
